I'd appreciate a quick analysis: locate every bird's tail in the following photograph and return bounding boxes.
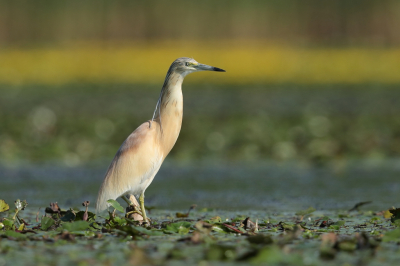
[96,186,111,214]
[96,175,118,214]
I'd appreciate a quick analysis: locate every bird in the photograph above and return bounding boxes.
[96,57,225,223]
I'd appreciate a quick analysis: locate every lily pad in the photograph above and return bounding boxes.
[61,221,90,232]
[41,217,56,230]
[382,228,400,242]
[166,221,192,235]
[2,218,15,230]
[4,230,27,240]
[60,210,76,222]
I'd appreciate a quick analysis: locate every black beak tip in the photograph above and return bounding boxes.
[213,67,226,72]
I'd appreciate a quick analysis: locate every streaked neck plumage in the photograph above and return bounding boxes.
[151,70,184,156]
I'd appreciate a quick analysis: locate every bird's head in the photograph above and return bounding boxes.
[170,57,225,77]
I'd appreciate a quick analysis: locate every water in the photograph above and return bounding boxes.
[1,159,399,212]
[1,83,400,213]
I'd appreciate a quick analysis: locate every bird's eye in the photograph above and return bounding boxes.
[185,62,190,66]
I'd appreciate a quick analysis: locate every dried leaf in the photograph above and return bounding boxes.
[241,217,258,232]
[17,223,26,231]
[57,231,75,241]
[49,202,60,213]
[81,201,90,221]
[383,210,393,219]
[0,199,10,213]
[222,223,246,234]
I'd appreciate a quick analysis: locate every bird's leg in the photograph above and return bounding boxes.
[122,195,132,206]
[139,192,149,224]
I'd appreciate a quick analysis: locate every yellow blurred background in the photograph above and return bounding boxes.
[2,43,400,84]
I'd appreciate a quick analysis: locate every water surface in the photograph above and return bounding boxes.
[1,159,399,212]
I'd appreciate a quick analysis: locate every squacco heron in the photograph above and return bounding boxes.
[96,57,225,223]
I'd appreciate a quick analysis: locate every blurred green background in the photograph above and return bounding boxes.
[1,0,400,166]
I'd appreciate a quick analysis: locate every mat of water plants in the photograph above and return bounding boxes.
[1,199,400,266]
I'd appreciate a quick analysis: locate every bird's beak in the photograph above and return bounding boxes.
[197,63,226,72]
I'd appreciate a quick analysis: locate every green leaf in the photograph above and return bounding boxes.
[134,226,164,236]
[328,225,340,230]
[4,230,27,239]
[237,226,247,233]
[370,217,381,222]
[383,228,400,242]
[119,225,163,236]
[61,221,90,232]
[90,222,102,230]
[60,210,76,222]
[165,221,192,234]
[112,216,127,226]
[247,234,273,245]
[85,231,96,237]
[211,224,229,233]
[41,217,55,231]
[278,222,294,231]
[107,199,125,213]
[334,220,345,226]
[337,241,357,251]
[232,215,246,222]
[0,199,10,213]
[393,220,400,227]
[178,227,190,235]
[390,208,400,225]
[162,230,175,234]
[2,219,15,230]
[295,207,316,217]
[251,246,302,264]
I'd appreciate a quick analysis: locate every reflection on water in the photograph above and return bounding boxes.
[1,159,399,212]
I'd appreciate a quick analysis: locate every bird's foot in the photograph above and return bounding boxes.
[125,205,143,219]
[125,205,151,225]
